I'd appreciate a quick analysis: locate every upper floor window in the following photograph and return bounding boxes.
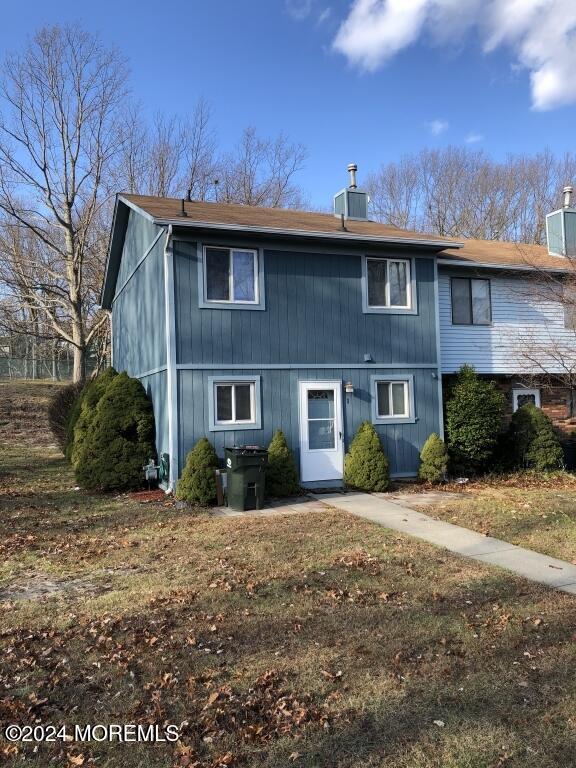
[451,277,491,325]
[203,246,261,306]
[363,256,414,313]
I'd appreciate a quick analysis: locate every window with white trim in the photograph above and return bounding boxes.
[451,277,491,325]
[512,388,540,412]
[376,379,409,418]
[214,381,255,425]
[366,257,411,309]
[204,246,259,304]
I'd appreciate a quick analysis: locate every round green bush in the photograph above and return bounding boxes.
[176,437,219,505]
[344,421,389,492]
[48,381,84,453]
[67,367,118,465]
[74,372,156,491]
[266,430,300,497]
[445,364,505,474]
[418,432,448,484]
[508,403,564,471]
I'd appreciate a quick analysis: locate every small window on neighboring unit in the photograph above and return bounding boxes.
[365,257,412,310]
[371,375,415,424]
[564,286,576,329]
[204,246,259,304]
[208,376,262,431]
[512,388,541,412]
[451,277,491,325]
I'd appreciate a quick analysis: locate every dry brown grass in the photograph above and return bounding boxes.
[0,382,575,768]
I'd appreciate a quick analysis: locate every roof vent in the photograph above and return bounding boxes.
[334,164,369,221]
[546,185,576,256]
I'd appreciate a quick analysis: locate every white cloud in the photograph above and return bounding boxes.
[465,132,484,143]
[285,0,313,21]
[333,0,576,110]
[318,7,332,24]
[428,118,449,135]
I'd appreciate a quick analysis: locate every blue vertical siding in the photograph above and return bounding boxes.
[173,240,438,367]
[111,208,168,462]
[177,367,439,477]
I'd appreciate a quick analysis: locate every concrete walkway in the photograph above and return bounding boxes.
[314,492,576,595]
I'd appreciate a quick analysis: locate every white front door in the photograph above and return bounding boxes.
[298,381,344,483]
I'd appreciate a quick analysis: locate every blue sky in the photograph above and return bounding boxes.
[2,0,575,208]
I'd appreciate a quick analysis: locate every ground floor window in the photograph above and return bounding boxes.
[512,388,540,411]
[208,376,262,430]
[370,375,416,424]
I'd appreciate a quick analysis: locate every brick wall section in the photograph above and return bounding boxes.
[442,375,576,440]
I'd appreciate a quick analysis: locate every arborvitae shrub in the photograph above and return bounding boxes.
[344,421,389,492]
[75,372,156,491]
[176,438,219,505]
[418,432,449,484]
[48,381,84,452]
[266,430,300,496]
[445,364,505,474]
[508,404,564,471]
[67,367,118,464]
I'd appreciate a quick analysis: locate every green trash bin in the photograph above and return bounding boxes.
[225,446,268,511]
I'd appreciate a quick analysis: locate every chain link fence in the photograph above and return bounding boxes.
[0,356,75,380]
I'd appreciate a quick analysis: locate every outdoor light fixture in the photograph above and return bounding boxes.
[344,381,354,394]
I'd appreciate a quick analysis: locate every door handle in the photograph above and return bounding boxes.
[339,431,342,440]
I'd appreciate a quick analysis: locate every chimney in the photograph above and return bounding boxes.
[334,163,369,221]
[348,163,358,189]
[546,184,576,257]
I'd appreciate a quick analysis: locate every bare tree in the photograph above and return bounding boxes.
[367,147,576,243]
[217,127,308,208]
[0,25,127,381]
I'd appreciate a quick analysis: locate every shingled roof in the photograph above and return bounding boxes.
[118,194,461,248]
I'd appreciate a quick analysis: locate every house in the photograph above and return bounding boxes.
[101,170,576,489]
[438,188,576,447]
[101,167,462,489]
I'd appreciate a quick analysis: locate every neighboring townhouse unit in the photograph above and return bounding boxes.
[438,191,576,444]
[101,169,463,489]
[101,171,576,488]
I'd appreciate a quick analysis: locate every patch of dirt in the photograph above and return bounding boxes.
[127,489,168,503]
[0,380,63,448]
[0,572,109,602]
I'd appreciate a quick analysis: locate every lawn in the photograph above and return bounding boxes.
[425,474,576,562]
[1,382,576,768]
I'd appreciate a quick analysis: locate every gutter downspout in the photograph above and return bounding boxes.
[163,224,179,491]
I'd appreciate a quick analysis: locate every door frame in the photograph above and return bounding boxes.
[298,380,344,483]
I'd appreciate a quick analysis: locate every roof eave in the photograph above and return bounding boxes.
[437,257,570,273]
[151,216,463,250]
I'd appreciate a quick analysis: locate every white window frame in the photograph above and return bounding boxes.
[512,388,541,412]
[208,375,262,431]
[362,256,416,314]
[370,374,416,424]
[201,245,263,308]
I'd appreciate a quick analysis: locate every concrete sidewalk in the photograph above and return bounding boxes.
[314,492,576,595]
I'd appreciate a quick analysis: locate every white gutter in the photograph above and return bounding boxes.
[163,224,178,491]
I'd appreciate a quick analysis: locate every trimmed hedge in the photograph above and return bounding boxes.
[445,364,505,474]
[507,404,564,471]
[266,430,300,497]
[418,432,448,484]
[74,372,156,491]
[67,367,118,465]
[344,421,389,492]
[176,438,219,505]
[48,381,84,453]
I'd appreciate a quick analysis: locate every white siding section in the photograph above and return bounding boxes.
[439,270,576,374]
